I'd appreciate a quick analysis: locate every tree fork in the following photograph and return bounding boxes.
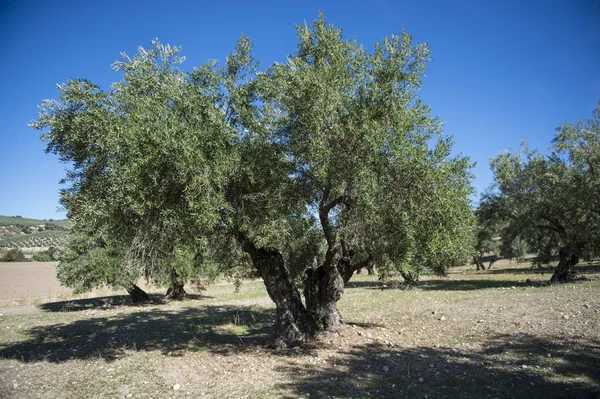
[236,231,315,348]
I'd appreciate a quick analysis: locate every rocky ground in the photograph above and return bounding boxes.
[0,263,599,398]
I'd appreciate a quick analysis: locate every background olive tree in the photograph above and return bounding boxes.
[479,103,600,282]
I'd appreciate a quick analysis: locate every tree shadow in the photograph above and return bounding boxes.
[479,264,600,276]
[0,305,274,362]
[348,279,527,291]
[277,333,600,398]
[38,293,214,312]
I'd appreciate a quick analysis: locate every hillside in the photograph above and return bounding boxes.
[0,215,70,250]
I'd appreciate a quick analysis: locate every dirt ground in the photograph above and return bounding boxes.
[0,263,599,398]
[0,262,72,300]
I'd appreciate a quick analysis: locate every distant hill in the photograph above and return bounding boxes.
[0,215,70,228]
[0,216,70,250]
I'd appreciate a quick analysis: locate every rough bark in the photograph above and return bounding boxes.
[126,284,150,303]
[166,282,187,300]
[550,250,579,283]
[304,265,344,332]
[236,232,315,348]
[304,185,347,333]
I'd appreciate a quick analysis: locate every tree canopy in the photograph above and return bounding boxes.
[479,103,600,282]
[32,14,475,347]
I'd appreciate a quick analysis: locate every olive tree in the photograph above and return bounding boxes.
[480,103,600,283]
[228,15,474,346]
[33,15,474,347]
[31,40,237,301]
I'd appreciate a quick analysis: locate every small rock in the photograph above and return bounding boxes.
[477,320,485,323]
[126,394,133,398]
[583,304,590,308]
[382,365,390,372]
[418,377,424,383]
[521,365,528,369]
[173,384,181,391]
[439,316,446,321]
[563,315,569,320]
[392,384,396,388]
[431,311,436,315]
[484,360,494,365]
[505,361,512,365]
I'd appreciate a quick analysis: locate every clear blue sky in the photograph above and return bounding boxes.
[1,0,599,219]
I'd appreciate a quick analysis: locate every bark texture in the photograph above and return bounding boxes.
[550,250,579,283]
[126,284,150,303]
[304,265,344,332]
[236,232,315,349]
[166,282,187,300]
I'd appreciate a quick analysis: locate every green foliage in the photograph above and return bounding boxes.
[1,248,27,262]
[258,14,475,279]
[32,14,475,296]
[31,39,242,291]
[480,103,600,261]
[31,247,60,262]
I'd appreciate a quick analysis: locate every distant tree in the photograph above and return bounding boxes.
[472,222,499,271]
[480,103,600,283]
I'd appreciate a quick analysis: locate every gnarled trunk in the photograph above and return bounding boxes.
[400,270,417,284]
[304,265,344,332]
[236,232,315,349]
[166,282,187,300]
[126,284,150,303]
[166,271,187,300]
[550,250,579,283]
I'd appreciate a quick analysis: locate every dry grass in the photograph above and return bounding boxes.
[1,263,599,398]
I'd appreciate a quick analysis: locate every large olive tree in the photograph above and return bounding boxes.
[33,15,474,347]
[228,15,474,346]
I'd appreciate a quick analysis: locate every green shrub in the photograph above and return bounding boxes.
[32,252,53,262]
[1,249,26,262]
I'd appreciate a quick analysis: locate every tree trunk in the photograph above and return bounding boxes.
[488,256,498,269]
[126,284,150,303]
[166,282,187,300]
[400,270,417,284]
[304,265,344,332]
[236,232,315,349]
[366,265,374,275]
[473,255,485,270]
[550,250,579,283]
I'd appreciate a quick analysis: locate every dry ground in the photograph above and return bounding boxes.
[0,262,599,398]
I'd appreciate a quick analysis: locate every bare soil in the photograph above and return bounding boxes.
[0,263,599,398]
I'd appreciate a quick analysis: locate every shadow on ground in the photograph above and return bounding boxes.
[347,279,528,291]
[278,333,600,399]
[0,305,274,362]
[38,293,213,312]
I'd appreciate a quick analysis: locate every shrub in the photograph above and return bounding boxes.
[1,249,26,262]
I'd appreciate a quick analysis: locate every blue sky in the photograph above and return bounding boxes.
[1,0,599,219]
